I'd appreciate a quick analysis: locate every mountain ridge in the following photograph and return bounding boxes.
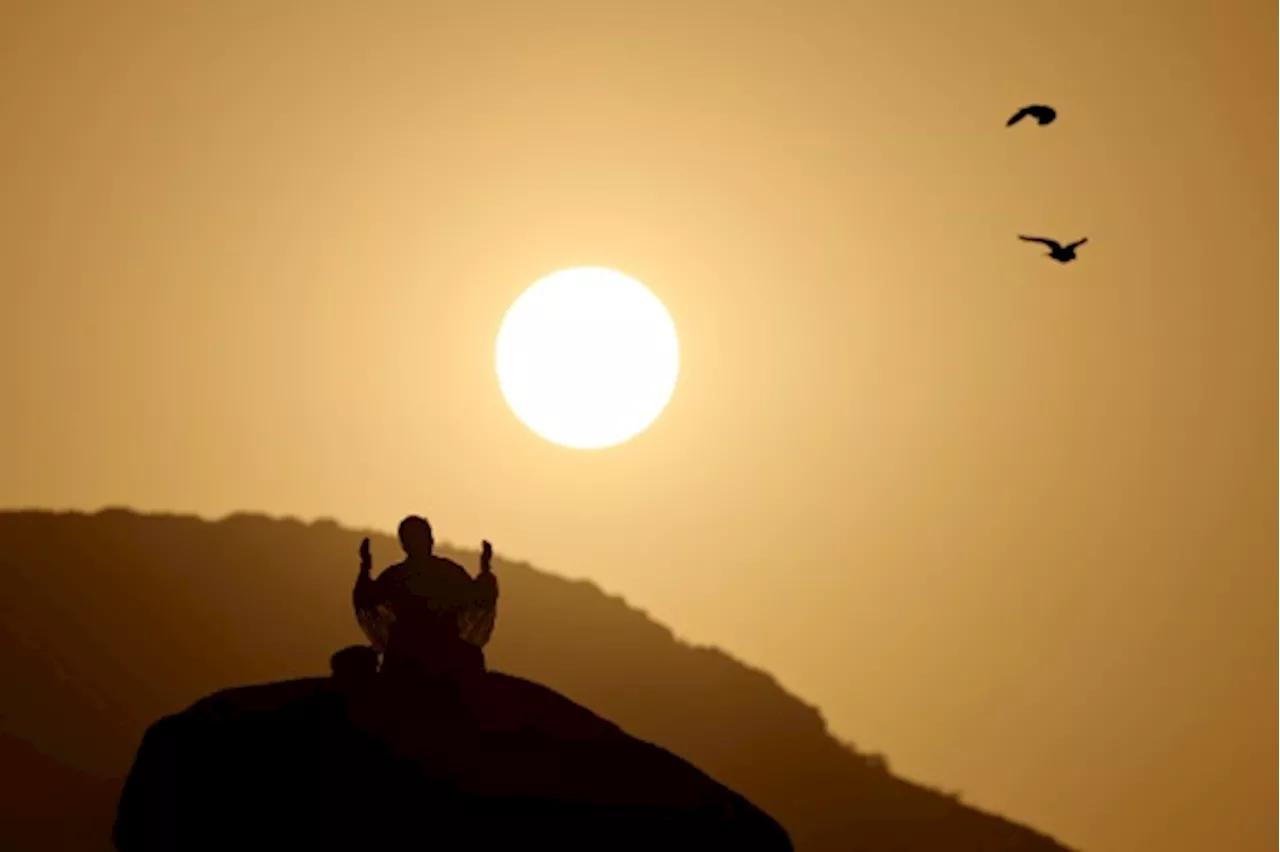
[0,507,1075,851]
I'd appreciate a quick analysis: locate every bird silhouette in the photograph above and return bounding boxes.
[1018,235,1087,263]
[1006,104,1057,127]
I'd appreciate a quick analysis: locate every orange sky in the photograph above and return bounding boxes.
[1,3,1275,851]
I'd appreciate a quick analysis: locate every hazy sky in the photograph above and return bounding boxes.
[1,3,1274,851]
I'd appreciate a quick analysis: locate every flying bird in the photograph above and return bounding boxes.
[1006,104,1057,127]
[1018,235,1087,263]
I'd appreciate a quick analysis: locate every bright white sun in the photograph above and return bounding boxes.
[495,267,680,450]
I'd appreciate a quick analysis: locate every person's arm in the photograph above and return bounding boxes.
[353,538,398,652]
[456,541,498,648]
[474,540,498,608]
[353,538,376,610]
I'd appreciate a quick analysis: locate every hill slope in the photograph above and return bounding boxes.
[0,508,1073,851]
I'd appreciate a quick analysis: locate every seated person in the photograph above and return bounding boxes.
[353,516,498,671]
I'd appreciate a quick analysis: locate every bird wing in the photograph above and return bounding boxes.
[1006,107,1030,126]
[1065,237,1088,250]
[1018,235,1063,251]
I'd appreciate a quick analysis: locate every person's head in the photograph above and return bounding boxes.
[397,515,434,557]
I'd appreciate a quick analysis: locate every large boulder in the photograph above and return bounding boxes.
[113,646,792,851]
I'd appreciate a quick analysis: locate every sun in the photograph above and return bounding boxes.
[495,267,680,450]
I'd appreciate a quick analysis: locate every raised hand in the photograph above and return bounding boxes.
[480,540,493,574]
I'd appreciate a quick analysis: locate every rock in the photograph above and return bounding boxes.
[112,646,793,852]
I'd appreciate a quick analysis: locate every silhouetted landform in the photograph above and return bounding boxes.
[1006,104,1057,127]
[1017,235,1088,263]
[0,509,1075,851]
[114,646,791,851]
[0,732,119,851]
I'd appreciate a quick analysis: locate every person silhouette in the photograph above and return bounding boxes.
[353,516,498,676]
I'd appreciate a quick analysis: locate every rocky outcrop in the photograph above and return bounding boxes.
[113,646,793,852]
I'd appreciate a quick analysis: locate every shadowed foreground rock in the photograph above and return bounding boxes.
[113,646,793,852]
